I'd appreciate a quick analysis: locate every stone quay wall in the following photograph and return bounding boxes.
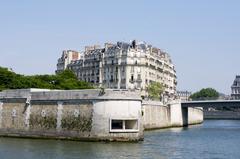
[0,89,143,141]
[204,110,240,120]
[142,101,171,129]
[143,100,203,130]
[0,89,203,141]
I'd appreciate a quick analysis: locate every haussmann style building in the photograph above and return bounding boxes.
[56,40,177,97]
[231,75,240,99]
[177,91,192,101]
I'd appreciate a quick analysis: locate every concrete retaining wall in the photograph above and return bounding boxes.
[143,100,203,130]
[0,89,203,141]
[0,89,143,141]
[142,101,171,129]
[188,107,204,125]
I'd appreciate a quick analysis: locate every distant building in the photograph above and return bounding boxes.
[56,50,81,74]
[56,40,177,97]
[177,91,192,101]
[218,93,231,100]
[231,75,240,99]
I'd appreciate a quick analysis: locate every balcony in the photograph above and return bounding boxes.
[136,78,142,82]
[129,79,134,83]
[120,62,127,65]
[120,78,126,82]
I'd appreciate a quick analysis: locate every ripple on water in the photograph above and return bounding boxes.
[0,120,240,159]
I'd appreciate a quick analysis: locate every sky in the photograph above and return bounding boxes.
[0,0,240,94]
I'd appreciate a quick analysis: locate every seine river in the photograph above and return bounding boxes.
[0,120,240,159]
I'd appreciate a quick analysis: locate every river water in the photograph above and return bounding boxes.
[0,120,240,159]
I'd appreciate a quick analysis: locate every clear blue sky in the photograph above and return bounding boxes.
[0,0,239,94]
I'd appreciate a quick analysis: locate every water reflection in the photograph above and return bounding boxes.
[1,120,240,159]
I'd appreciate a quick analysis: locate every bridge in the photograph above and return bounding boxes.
[181,100,240,108]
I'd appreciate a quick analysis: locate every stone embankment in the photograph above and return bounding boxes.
[0,89,203,141]
[204,110,240,120]
[143,100,203,130]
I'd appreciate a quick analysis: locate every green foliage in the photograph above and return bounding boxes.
[61,115,92,132]
[190,88,219,100]
[147,82,164,100]
[29,115,57,130]
[0,66,93,90]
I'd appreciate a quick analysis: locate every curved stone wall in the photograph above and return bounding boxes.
[0,89,143,141]
[0,89,203,141]
[92,100,143,141]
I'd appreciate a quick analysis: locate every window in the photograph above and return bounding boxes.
[122,67,125,73]
[137,74,141,80]
[111,120,123,129]
[120,85,126,89]
[110,119,138,132]
[130,66,134,73]
[125,120,138,130]
[137,82,141,89]
[110,75,113,82]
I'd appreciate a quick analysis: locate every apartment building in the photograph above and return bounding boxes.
[56,50,81,74]
[56,40,177,97]
[177,91,192,101]
[231,75,240,99]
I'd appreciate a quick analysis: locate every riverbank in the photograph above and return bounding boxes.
[0,89,203,142]
[204,110,240,120]
[143,100,203,130]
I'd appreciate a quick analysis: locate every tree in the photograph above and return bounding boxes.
[190,88,219,100]
[0,66,93,91]
[147,82,164,100]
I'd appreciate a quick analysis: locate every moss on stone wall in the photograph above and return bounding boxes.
[29,115,57,130]
[61,115,92,132]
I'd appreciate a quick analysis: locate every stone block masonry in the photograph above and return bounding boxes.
[142,100,203,129]
[0,89,143,141]
[0,89,203,141]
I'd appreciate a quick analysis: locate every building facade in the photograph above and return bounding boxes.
[177,91,192,101]
[56,50,81,74]
[231,75,240,99]
[56,40,177,97]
